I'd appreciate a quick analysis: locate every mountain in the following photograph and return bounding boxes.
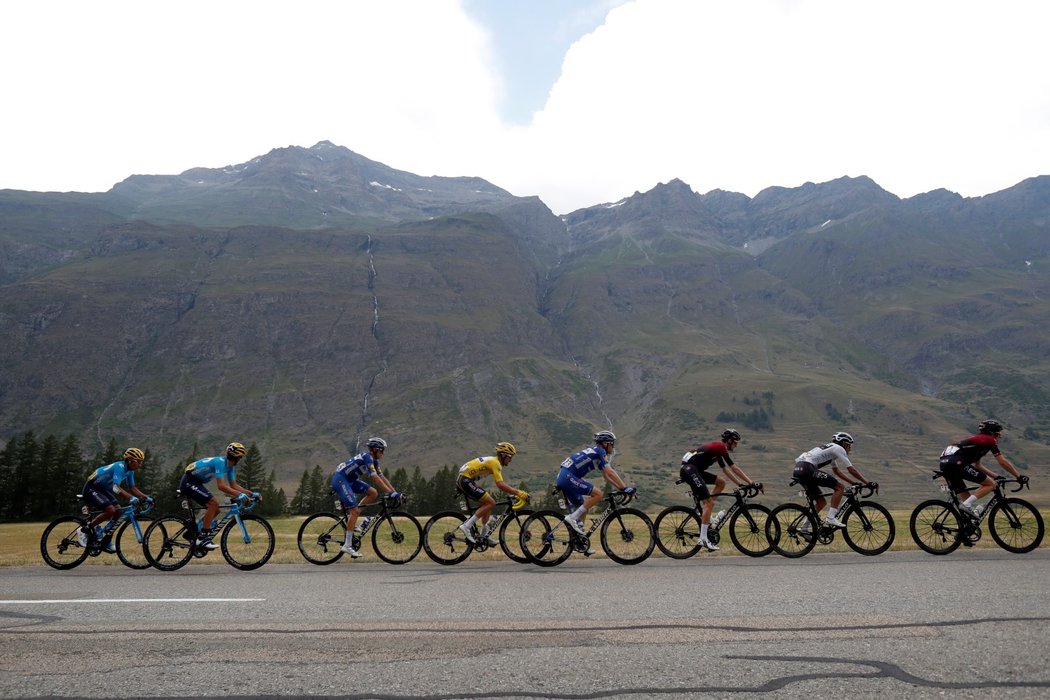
[1,143,1047,506]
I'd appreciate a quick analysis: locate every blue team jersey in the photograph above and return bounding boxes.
[88,460,136,489]
[334,452,381,480]
[559,445,610,479]
[186,455,235,483]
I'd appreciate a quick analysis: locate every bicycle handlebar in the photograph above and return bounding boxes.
[997,476,1030,493]
[613,490,636,506]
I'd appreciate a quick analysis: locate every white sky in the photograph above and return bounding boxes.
[2,0,1048,214]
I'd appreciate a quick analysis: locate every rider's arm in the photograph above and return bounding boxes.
[972,458,1000,480]
[845,466,870,484]
[831,466,860,485]
[215,477,242,498]
[127,485,149,500]
[602,466,628,490]
[724,464,750,487]
[493,479,517,495]
[373,473,396,494]
[993,453,1022,479]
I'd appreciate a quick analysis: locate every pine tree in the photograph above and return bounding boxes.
[8,432,40,519]
[290,469,311,515]
[52,434,86,516]
[0,436,16,519]
[238,443,264,491]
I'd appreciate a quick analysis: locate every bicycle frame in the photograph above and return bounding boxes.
[178,496,259,545]
[931,473,1024,530]
[80,501,152,550]
[683,481,763,532]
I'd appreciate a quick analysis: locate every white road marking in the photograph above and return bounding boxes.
[0,598,264,605]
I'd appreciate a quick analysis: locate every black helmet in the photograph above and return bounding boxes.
[977,420,1003,435]
[832,432,854,445]
[593,430,617,445]
[366,437,388,450]
[721,429,741,442]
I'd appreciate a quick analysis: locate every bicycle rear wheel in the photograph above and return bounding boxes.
[116,516,154,569]
[143,517,195,571]
[499,509,533,564]
[372,511,423,564]
[221,514,275,570]
[520,510,573,567]
[297,513,346,565]
[729,504,773,557]
[988,497,1045,553]
[909,499,962,555]
[601,507,655,564]
[767,504,818,558]
[40,516,90,570]
[422,512,472,565]
[654,506,702,559]
[842,502,895,556]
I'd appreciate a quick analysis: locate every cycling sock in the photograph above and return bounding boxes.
[963,495,977,508]
[700,524,709,540]
[570,506,586,521]
[827,507,839,519]
[463,515,478,530]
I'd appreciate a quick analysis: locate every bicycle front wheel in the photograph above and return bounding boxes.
[297,513,346,565]
[40,516,90,570]
[423,512,472,565]
[372,511,423,564]
[842,502,895,556]
[909,500,962,555]
[220,515,275,570]
[143,517,195,571]
[499,509,533,564]
[729,504,774,557]
[116,515,154,570]
[520,510,573,567]
[601,507,655,564]
[767,504,818,558]
[654,506,702,559]
[988,497,1045,553]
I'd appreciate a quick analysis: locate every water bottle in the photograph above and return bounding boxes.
[712,509,726,527]
[558,497,567,510]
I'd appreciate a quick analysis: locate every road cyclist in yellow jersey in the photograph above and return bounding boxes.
[456,442,530,546]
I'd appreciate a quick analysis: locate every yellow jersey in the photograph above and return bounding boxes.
[458,455,504,483]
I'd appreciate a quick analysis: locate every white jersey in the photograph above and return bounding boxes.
[795,443,852,470]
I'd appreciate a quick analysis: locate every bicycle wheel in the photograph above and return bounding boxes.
[499,509,533,564]
[654,506,702,559]
[115,515,154,570]
[988,497,1045,553]
[297,513,346,565]
[909,500,962,555]
[729,504,774,557]
[143,517,195,571]
[40,516,90,570]
[372,511,423,564]
[841,502,895,555]
[767,503,818,558]
[221,514,275,570]
[422,511,472,565]
[520,510,573,567]
[600,507,655,564]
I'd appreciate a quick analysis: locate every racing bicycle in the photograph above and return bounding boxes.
[143,493,275,571]
[519,489,655,566]
[40,498,154,570]
[654,481,772,558]
[297,493,422,565]
[766,481,895,558]
[422,493,533,565]
[910,474,1043,555]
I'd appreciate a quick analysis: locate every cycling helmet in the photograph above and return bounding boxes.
[226,442,247,459]
[721,429,741,442]
[123,447,145,462]
[978,419,1003,435]
[366,437,388,451]
[593,430,617,445]
[831,432,854,445]
[495,442,517,456]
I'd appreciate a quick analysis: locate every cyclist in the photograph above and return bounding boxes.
[330,437,401,558]
[680,429,762,551]
[793,431,874,530]
[456,442,529,546]
[940,419,1026,518]
[180,442,258,550]
[77,447,153,550]
[556,431,634,546]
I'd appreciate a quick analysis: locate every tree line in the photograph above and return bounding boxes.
[0,430,542,521]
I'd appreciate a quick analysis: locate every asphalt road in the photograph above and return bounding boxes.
[1,549,1048,699]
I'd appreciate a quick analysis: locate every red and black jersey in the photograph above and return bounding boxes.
[940,433,1000,466]
[681,441,734,471]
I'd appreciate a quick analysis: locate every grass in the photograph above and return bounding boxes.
[7,508,1046,568]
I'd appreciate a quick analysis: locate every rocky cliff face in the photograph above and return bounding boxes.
[1,144,1048,504]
